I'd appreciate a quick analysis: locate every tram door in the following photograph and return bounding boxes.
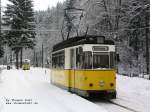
[70,48,76,91]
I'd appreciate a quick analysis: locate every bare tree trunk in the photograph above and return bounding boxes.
[33,49,35,67]
[61,19,65,40]
[67,30,70,40]
[36,52,38,67]
[85,26,89,36]
[15,50,19,69]
[102,0,113,31]
[75,28,79,37]
[20,48,23,68]
[115,0,122,30]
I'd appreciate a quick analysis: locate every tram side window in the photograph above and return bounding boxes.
[77,51,92,69]
[52,57,55,67]
[52,56,57,68]
[60,55,64,68]
[76,47,84,69]
[110,52,115,68]
[84,52,92,69]
[71,49,76,69]
[52,51,65,69]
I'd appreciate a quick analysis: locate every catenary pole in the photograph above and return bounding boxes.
[0,0,1,41]
[42,44,44,68]
[145,9,150,77]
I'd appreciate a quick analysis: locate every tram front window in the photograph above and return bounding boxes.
[81,52,113,69]
[93,53,109,69]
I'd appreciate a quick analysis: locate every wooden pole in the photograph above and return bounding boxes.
[145,10,150,76]
[42,44,44,68]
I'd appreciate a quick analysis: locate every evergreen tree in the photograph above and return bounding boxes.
[0,33,4,58]
[0,45,4,58]
[3,0,36,69]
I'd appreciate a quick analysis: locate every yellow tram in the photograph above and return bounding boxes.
[51,35,117,98]
[22,59,30,70]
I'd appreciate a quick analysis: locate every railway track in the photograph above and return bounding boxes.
[107,100,141,112]
[90,98,141,112]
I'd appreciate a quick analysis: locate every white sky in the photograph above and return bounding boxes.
[2,0,65,11]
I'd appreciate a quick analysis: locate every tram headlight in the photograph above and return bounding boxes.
[110,83,114,87]
[99,80,105,87]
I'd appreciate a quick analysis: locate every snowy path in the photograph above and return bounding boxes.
[0,68,107,112]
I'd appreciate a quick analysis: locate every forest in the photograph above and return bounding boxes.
[1,0,150,75]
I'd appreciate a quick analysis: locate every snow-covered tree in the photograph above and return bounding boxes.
[3,0,36,68]
[32,0,150,73]
[0,34,4,58]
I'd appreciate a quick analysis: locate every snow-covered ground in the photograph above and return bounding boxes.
[96,75,150,112]
[0,68,107,112]
[0,68,150,112]
[114,75,150,112]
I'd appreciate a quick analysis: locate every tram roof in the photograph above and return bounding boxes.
[52,35,115,51]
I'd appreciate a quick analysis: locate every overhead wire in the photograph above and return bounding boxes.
[0,25,149,32]
[1,29,61,32]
